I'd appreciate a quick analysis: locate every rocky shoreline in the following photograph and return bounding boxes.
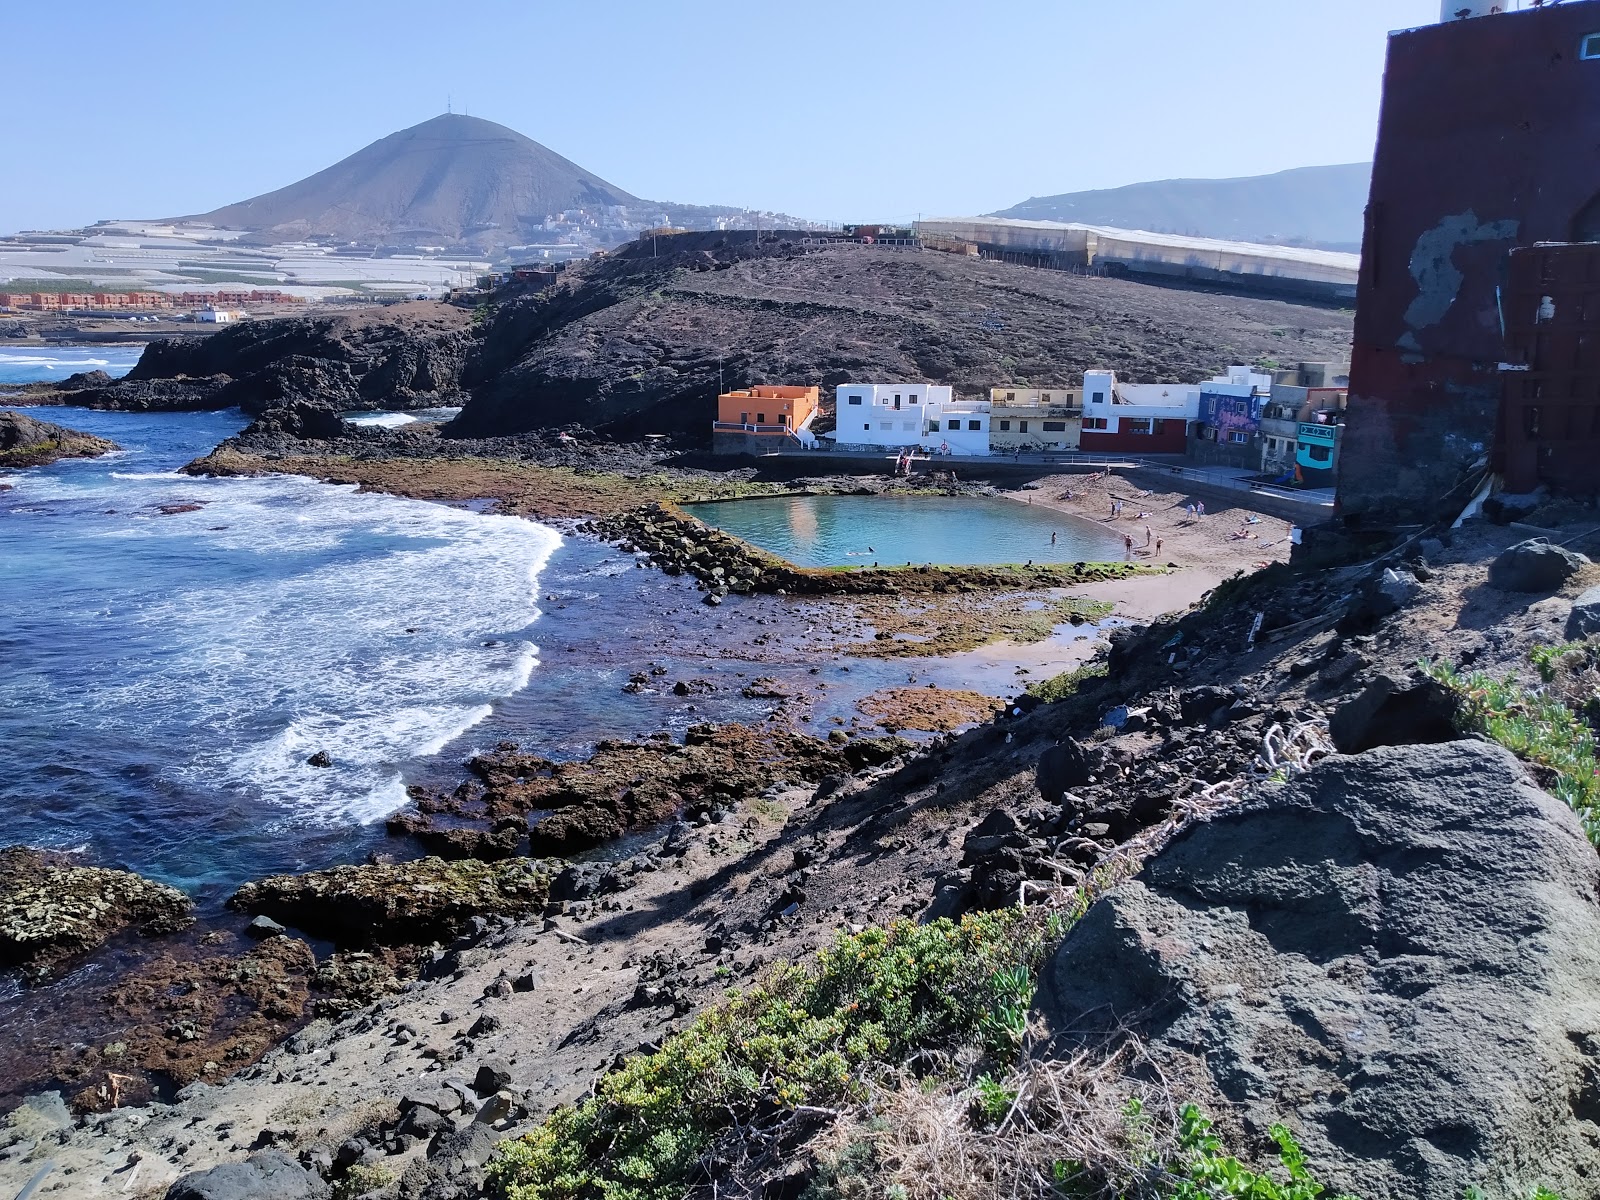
[2,509,1598,1199]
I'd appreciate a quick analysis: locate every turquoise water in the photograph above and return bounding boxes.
[687,494,1126,567]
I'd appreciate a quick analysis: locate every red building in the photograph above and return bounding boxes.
[1340,1,1600,524]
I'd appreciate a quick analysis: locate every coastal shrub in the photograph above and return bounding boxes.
[1027,659,1109,704]
[1422,659,1600,847]
[486,909,1061,1200]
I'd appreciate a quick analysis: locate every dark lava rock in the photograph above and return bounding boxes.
[1487,538,1588,593]
[228,858,548,945]
[1035,742,1600,1200]
[1567,584,1600,640]
[0,409,118,467]
[305,750,332,768]
[165,1150,331,1200]
[1328,674,1458,755]
[1036,738,1094,801]
[245,914,288,939]
[473,1058,512,1095]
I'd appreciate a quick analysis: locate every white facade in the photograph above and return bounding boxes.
[835,383,989,453]
[1081,370,1201,434]
[926,398,992,456]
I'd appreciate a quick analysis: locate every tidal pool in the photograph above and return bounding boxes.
[686,494,1127,567]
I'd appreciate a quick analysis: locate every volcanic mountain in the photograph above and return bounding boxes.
[177,113,640,247]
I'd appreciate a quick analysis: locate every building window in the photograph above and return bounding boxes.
[903,421,917,431]
[1083,417,1108,431]
[756,413,766,423]
[1091,391,1106,404]
[879,421,893,430]
[1019,420,1029,433]
[947,419,960,430]
[1042,421,1066,432]
[1040,392,1051,402]
[1125,418,1154,435]
[863,423,871,431]
[1005,391,1015,402]
[1582,32,1600,59]
[1228,430,1250,444]
[909,395,918,404]
[968,420,981,431]
[1306,444,1332,463]
[998,420,1011,431]
[848,395,863,405]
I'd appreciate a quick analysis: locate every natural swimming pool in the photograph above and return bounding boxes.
[685,494,1129,567]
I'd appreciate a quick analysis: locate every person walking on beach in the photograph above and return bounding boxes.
[1197,500,1206,518]
[1185,502,1196,520]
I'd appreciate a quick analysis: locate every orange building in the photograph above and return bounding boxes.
[714,385,819,433]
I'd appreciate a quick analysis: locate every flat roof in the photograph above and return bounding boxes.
[917,216,1361,271]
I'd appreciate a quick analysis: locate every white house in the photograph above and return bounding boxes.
[831,384,994,456]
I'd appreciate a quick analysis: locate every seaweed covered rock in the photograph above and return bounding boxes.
[1035,742,1600,1200]
[228,857,549,944]
[0,410,118,468]
[0,847,194,979]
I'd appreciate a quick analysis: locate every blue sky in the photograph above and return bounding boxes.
[5,0,1443,233]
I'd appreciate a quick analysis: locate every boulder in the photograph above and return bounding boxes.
[165,1150,330,1200]
[1327,674,1458,754]
[1487,538,1588,593]
[1034,742,1600,1200]
[1036,739,1094,801]
[1376,566,1422,609]
[1566,584,1600,640]
[0,409,118,467]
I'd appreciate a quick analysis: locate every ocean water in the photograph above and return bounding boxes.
[687,493,1128,567]
[0,344,143,384]
[0,404,559,895]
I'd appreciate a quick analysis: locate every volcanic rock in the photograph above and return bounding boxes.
[1487,537,1588,593]
[0,409,118,467]
[0,847,193,979]
[228,857,549,945]
[164,1149,330,1200]
[1035,742,1600,1200]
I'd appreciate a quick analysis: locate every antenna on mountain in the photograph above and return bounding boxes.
[447,94,452,114]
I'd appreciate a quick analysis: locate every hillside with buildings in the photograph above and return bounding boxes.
[991,163,1372,252]
[447,235,1353,438]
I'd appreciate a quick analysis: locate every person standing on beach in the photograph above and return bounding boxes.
[1197,500,1205,518]
[1123,533,1133,559]
[1051,531,1058,545]
[1144,525,1152,547]
[1156,536,1163,556]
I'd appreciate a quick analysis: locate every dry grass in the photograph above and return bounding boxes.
[809,1039,1190,1200]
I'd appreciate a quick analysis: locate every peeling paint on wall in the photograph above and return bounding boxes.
[1401,210,1518,336]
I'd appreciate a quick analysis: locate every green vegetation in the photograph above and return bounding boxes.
[0,277,117,293]
[1027,659,1109,704]
[1423,658,1600,847]
[487,909,1065,1200]
[333,1164,395,1199]
[1160,1104,1354,1200]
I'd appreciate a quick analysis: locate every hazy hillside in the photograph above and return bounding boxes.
[178,114,639,247]
[992,163,1372,252]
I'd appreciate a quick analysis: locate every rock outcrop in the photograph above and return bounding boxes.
[0,847,194,979]
[1035,742,1600,1200]
[1488,537,1589,593]
[227,857,549,945]
[0,410,118,468]
[164,1150,330,1200]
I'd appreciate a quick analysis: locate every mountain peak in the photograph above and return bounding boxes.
[178,114,638,248]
